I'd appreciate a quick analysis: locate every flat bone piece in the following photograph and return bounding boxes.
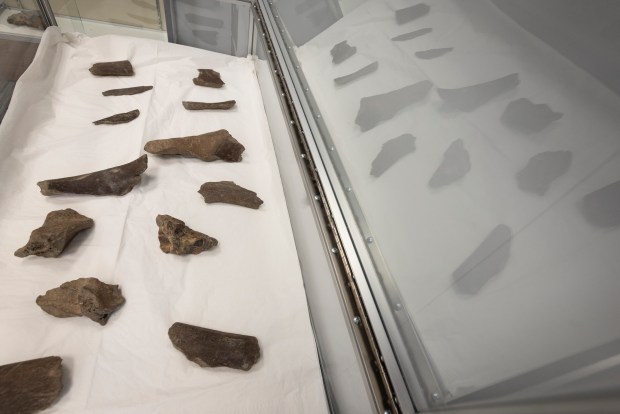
[501,98,563,133]
[144,129,244,162]
[198,181,263,209]
[355,80,432,132]
[37,154,148,196]
[89,60,134,76]
[437,73,520,112]
[15,209,94,258]
[582,180,620,228]
[0,356,63,414]
[429,139,471,188]
[415,47,453,59]
[156,214,218,255]
[102,86,153,96]
[182,100,236,110]
[396,3,430,24]
[371,134,416,177]
[331,40,356,64]
[334,62,378,86]
[193,69,224,87]
[392,27,432,41]
[93,109,140,125]
[169,322,260,371]
[516,150,572,195]
[7,11,45,30]
[36,277,125,325]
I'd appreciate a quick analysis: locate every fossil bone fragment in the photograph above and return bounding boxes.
[415,47,453,59]
[334,62,378,86]
[185,12,224,28]
[198,181,263,209]
[102,86,153,96]
[516,151,572,195]
[182,100,236,110]
[15,209,94,258]
[7,11,45,30]
[501,98,563,133]
[355,80,432,132]
[156,215,218,255]
[0,356,63,414]
[193,69,224,88]
[582,180,620,228]
[429,139,471,188]
[392,27,432,41]
[331,40,356,64]
[144,129,244,162]
[93,109,140,125]
[89,60,134,76]
[396,3,430,24]
[371,134,416,177]
[453,224,512,294]
[437,73,519,112]
[36,278,125,325]
[169,322,260,371]
[37,155,148,196]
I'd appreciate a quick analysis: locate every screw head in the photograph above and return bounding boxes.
[395,303,403,310]
[289,120,294,125]
[346,187,352,192]
[317,114,321,118]
[300,154,306,158]
[353,316,361,325]
[330,146,335,151]
[384,410,392,414]
[331,247,338,253]
[366,237,374,243]
[431,393,440,401]
[313,195,320,201]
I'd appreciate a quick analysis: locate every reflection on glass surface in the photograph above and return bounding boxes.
[0,0,45,36]
[270,0,620,408]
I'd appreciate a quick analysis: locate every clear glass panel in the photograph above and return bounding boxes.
[0,0,45,36]
[267,0,620,408]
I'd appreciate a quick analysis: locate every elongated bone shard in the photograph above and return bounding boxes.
[371,134,416,177]
[199,181,263,209]
[0,356,63,414]
[182,100,236,110]
[156,215,218,255]
[89,60,134,76]
[37,154,148,196]
[415,47,453,59]
[94,109,140,125]
[334,62,378,86]
[169,322,260,371]
[392,27,432,41]
[36,277,125,325]
[193,69,224,87]
[15,209,94,258]
[144,129,244,162]
[396,3,430,24]
[102,86,153,96]
[437,73,519,112]
[331,40,356,64]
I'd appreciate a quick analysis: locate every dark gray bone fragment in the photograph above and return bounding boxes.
[371,134,416,177]
[0,356,63,414]
[334,62,378,86]
[182,100,236,110]
[185,13,224,28]
[14,209,94,258]
[453,224,512,295]
[429,139,470,188]
[93,109,140,125]
[144,129,244,162]
[36,278,125,325]
[169,322,260,371]
[193,69,224,88]
[582,180,620,228]
[391,27,432,42]
[198,181,263,209]
[193,29,218,46]
[516,151,572,196]
[415,47,453,59]
[156,215,218,255]
[396,3,430,25]
[331,40,356,64]
[7,11,45,30]
[501,98,563,133]
[102,86,153,96]
[437,73,519,112]
[89,60,134,76]
[355,80,432,132]
[37,155,148,196]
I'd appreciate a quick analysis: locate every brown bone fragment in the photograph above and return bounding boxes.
[0,356,63,414]
[168,322,261,371]
[93,109,140,125]
[193,69,224,88]
[89,60,134,76]
[7,11,45,30]
[156,214,218,255]
[182,100,236,110]
[198,181,263,209]
[144,129,244,162]
[36,277,125,325]
[15,209,94,258]
[37,154,148,196]
[102,86,153,96]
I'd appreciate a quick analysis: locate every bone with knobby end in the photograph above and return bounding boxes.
[193,68,224,87]
[144,129,244,162]
[89,60,134,76]
[156,214,218,255]
[198,181,263,209]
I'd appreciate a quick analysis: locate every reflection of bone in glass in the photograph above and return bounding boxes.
[334,62,378,86]
[185,13,224,29]
[437,73,520,112]
[391,27,432,42]
[516,151,572,196]
[370,133,416,178]
[395,2,430,25]
[428,139,471,188]
[582,180,620,228]
[501,98,563,133]
[330,40,356,64]
[415,47,453,59]
[192,29,219,46]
